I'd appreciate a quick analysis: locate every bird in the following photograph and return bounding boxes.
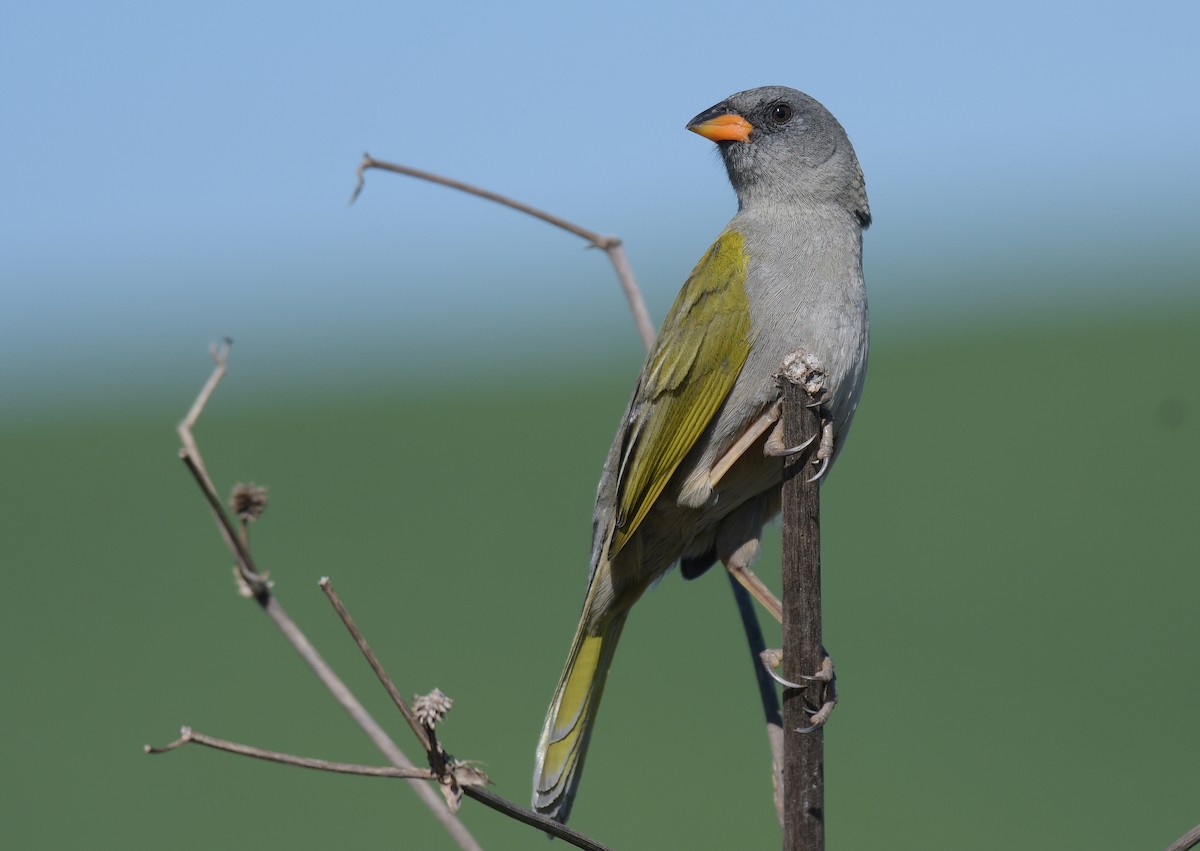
[532,85,871,824]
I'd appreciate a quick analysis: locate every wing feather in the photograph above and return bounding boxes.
[608,230,752,557]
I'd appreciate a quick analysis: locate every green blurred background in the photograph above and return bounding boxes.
[4,1,1200,848]
[4,307,1198,849]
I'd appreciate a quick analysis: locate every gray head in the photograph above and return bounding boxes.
[688,85,870,226]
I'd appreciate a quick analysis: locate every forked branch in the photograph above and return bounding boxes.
[165,348,612,849]
[172,343,484,851]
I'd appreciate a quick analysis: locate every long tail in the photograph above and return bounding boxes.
[532,610,628,823]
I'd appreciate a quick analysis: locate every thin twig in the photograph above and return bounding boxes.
[319,577,430,752]
[151,720,613,851]
[176,341,268,594]
[173,347,484,851]
[353,154,656,351]
[176,342,267,595]
[146,727,434,779]
[1167,823,1200,851]
[179,453,267,591]
[462,787,613,851]
[259,594,403,757]
[321,578,615,851]
[262,584,482,850]
[353,156,610,245]
[177,338,231,488]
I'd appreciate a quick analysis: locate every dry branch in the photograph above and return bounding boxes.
[1167,823,1200,851]
[320,577,431,753]
[164,344,617,851]
[353,154,656,352]
[146,727,435,780]
[779,360,830,851]
[171,344,484,851]
[317,579,612,849]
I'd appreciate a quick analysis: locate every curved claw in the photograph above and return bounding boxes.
[805,390,832,408]
[806,455,831,483]
[764,433,816,458]
[765,666,806,689]
[760,649,807,688]
[795,702,835,733]
[795,676,838,733]
[761,657,832,690]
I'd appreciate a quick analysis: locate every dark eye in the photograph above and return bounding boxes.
[769,103,793,125]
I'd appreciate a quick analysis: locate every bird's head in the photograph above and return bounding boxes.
[688,86,870,227]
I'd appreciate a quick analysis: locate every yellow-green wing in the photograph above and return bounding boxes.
[609,230,752,557]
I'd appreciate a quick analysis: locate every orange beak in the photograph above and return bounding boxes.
[688,113,753,143]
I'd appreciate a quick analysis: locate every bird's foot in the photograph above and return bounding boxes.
[759,646,838,732]
[770,351,834,475]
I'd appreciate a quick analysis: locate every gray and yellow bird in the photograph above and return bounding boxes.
[532,85,871,823]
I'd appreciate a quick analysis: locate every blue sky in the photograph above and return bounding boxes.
[2,0,1197,410]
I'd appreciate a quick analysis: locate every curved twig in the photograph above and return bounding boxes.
[353,154,657,351]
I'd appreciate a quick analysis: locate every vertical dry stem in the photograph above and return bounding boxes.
[780,378,824,850]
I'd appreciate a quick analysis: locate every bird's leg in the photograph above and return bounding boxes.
[715,500,785,622]
[709,404,781,489]
[759,646,838,731]
[723,558,783,623]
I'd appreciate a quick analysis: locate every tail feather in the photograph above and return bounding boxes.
[532,613,627,823]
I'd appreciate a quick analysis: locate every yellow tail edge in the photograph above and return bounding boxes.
[532,613,627,823]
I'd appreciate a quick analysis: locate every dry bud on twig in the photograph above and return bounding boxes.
[413,689,454,729]
[413,689,453,729]
[231,482,269,521]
